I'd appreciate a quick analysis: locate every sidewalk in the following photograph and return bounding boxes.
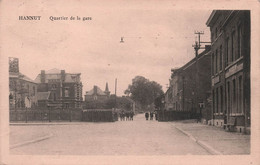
[174,120,250,155]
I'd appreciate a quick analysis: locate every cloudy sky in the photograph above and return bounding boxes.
[1,0,212,96]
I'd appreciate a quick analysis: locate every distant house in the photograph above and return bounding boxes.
[84,83,110,101]
[34,68,83,109]
[9,57,38,109]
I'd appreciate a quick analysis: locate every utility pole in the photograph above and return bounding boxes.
[115,78,117,110]
[192,31,211,121]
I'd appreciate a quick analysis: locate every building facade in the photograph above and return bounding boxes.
[165,46,212,121]
[206,10,250,133]
[35,68,83,109]
[9,57,38,109]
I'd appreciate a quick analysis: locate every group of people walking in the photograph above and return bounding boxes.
[145,111,157,120]
[119,111,134,121]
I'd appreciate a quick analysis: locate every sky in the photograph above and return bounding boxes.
[1,0,212,96]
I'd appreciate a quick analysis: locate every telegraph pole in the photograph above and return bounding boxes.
[192,31,211,121]
[115,78,117,109]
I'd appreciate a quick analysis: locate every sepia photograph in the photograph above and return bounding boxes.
[0,0,259,164]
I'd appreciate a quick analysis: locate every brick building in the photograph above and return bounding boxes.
[164,46,212,121]
[9,57,38,109]
[35,68,83,109]
[206,10,250,133]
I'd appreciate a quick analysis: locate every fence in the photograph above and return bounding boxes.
[10,108,82,122]
[82,109,118,122]
[10,108,118,122]
[157,110,194,121]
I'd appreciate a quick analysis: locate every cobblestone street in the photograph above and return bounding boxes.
[10,114,250,155]
[10,114,211,155]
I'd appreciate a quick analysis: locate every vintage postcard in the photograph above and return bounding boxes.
[0,0,259,164]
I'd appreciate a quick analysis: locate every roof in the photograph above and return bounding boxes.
[9,72,37,84]
[206,10,217,26]
[206,10,234,27]
[34,68,81,83]
[45,68,61,74]
[171,46,211,78]
[37,92,50,100]
[85,86,107,96]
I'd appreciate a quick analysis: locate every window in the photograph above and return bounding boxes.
[215,49,218,73]
[216,88,219,113]
[232,79,236,113]
[212,90,215,113]
[33,86,36,96]
[227,82,231,114]
[53,93,56,101]
[226,38,229,66]
[231,31,235,62]
[215,27,218,39]
[238,76,243,113]
[52,84,57,90]
[220,86,223,113]
[27,84,29,94]
[238,25,242,58]
[65,88,69,97]
[219,45,222,70]
[211,31,214,42]
[212,53,215,75]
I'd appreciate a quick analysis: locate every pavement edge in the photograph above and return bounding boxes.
[174,126,223,155]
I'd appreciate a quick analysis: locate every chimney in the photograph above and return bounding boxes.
[40,70,45,83]
[9,57,19,73]
[94,86,98,95]
[61,70,65,82]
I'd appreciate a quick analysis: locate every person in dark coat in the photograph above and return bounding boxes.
[145,112,149,120]
[130,111,134,121]
[126,112,130,121]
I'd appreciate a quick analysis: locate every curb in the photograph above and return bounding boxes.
[10,133,53,149]
[175,126,223,155]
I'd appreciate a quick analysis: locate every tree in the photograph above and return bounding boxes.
[154,94,165,110]
[125,76,164,110]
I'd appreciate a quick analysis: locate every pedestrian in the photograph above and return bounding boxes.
[119,112,123,121]
[155,111,158,120]
[122,111,125,121]
[145,112,149,120]
[126,112,129,121]
[150,112,154,120]
[130,111,134,121]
